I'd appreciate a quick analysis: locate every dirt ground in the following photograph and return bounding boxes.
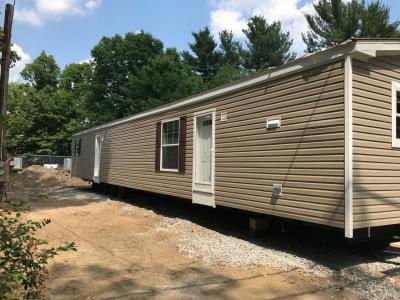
[5,166,380,299]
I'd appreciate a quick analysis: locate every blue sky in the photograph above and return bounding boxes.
[4,0,400,81]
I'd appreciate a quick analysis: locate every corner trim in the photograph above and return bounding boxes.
[344,55,353,238]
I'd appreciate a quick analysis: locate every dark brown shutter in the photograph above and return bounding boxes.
[155,122,161,172]
[178,116,187,174]
[78,139,82,155]
[72,139,75,157]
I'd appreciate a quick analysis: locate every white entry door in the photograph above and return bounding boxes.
[193,110,215,207]
[93,134,103,183]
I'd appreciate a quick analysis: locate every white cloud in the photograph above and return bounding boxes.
[210,10,247,38]
[14,8,42,26]
[86,0,101,10]
[79,58,93,64]
[15,0,101,26]
[10,44,32,82]
[209,0,316,54]
[36,0,77,15]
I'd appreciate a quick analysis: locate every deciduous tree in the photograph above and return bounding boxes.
[88,31,164,123]
[7,59,90,155]
[127,48,205,111]
[20,51,60,90]
[7,83,85,155]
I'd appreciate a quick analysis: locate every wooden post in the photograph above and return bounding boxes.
[0,4,15,203]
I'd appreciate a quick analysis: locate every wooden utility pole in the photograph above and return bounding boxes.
[0,3,15,203]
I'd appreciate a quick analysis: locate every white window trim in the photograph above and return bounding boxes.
[160,118,180,172]
[392,81,400,148]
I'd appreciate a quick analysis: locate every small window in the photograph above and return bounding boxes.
[161,119,180,171]
[392,82,400,147]
[203,119,212,126]
[75,138,82,156]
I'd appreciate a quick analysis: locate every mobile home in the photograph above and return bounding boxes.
[72,39,400,241]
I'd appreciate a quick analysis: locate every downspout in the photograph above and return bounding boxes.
[344,55,353,238]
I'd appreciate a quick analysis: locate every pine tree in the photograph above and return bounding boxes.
[208,64,246,89]
[182,27,221,82]
[303,0,399,53]
[360,1,400,38]
[243,16,296,71]
[218,30,243,68]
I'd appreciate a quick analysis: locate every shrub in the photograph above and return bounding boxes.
[0,210,77,299]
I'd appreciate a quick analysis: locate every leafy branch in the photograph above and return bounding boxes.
[0,209,77,299]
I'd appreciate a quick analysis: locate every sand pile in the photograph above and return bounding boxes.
[12,165,87,189]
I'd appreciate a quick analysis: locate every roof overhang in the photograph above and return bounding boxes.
[74,39,400,136]
[351,39,400,61]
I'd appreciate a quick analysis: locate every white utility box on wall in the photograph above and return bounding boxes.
[266,116,281,129]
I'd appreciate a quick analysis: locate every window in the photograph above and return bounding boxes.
[75,138,82,156]
[161,119,180,171]
[155,117,186,174]
[392,82,400,147]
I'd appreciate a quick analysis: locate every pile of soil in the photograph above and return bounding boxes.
[12,165,88,189]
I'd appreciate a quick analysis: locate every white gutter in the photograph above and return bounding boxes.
[344,54,353,238]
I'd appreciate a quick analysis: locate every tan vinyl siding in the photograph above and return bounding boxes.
[71,132,96,180]
[352,56,400,228]
[73,60,345,228]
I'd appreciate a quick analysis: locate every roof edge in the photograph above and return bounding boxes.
[74,40,360,136]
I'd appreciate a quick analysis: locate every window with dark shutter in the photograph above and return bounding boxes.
[179,116,187,174]
[156,117,186,173]
[392,82,400,147]
[155,122,161,172]
[75,138,82,156]
[160,119,180,171]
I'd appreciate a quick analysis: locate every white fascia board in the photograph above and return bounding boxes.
[73,43,355,137]
[344,55,353,239]
[355,42,400,52]
[354,42,400,58]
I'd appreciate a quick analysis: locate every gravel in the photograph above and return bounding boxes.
[109,199,400,299]
[344,267,399,300]
[158,218,334,276]
[154,216,400,299]
[54,189,106,201]
[121,203,156,217]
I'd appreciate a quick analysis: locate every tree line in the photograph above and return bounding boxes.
[7,0,400,155]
